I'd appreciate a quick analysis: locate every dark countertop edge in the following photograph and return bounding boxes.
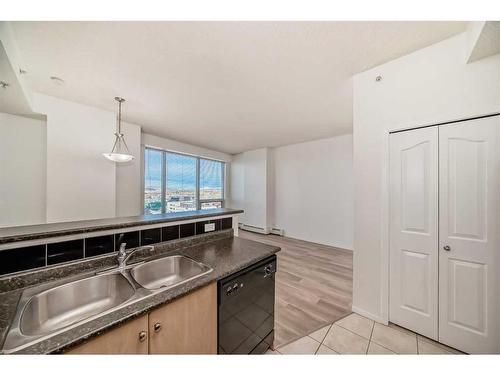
[6,236,280,354]
[0,208,243,245]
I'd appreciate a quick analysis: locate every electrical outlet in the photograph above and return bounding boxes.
[205,223,215,232]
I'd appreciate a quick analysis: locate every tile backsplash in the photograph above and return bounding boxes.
[222,218,233,230]
[140,228,161,245]
[0,245,46,275]
[115,231,140,250]
[85,235,114,258]
[47,239,84,265]
[0,217,233,276]
[161,225,179,241]
[180,223,195,238]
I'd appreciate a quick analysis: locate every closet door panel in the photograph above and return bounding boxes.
[389,127,439,339]
[439,116,500,354]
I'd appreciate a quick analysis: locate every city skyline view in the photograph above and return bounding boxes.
[144,149,224,214]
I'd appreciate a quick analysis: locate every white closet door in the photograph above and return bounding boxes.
[439,117,500,354]
[389,127,439,339]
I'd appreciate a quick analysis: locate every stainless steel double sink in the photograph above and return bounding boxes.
[2,255,213,353]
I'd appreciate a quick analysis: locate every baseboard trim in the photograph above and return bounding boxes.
[239,223,270,235]
[351,305,388,325]
[238,226,354,252]
[284,235,354,252]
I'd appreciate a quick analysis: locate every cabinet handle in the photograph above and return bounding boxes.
[443,245,451,251]
[154,322,162,333]
[138,331,147,342]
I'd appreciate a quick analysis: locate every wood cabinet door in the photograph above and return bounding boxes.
[149,282,217,354]
[67,314,149,354]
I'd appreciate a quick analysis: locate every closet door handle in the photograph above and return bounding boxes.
[443,245,451,251]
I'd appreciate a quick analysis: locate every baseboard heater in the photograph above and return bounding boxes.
[270,227,284,236]
[239,224,285,236]
[239,223,269,234]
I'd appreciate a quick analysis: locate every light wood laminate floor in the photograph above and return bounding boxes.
[238,230,353,348]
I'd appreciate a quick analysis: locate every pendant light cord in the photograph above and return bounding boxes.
[115,97,125,135]
[118,99,122,134]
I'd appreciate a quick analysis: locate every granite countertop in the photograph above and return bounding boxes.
[0,233,279,354]
[0,208,243,244]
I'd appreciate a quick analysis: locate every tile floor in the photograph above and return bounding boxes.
[266,313,464,355]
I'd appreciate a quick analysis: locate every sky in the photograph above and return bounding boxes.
[144,149,222,190]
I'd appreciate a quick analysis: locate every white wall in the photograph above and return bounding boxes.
[228,153,246,218]
[0,112,46,227]
[239,148,272,230]
[229,136,354,248]
[273,135,353,249]
[229,148,274,231]
[116,121,142,217]
[266,148,275,230]
[32,94,117,223]
[352,32,500,323]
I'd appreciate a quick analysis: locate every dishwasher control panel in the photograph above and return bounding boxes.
[219,256,276,300]
[225,281,244,296]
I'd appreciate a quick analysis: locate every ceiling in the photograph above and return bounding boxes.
[10,21,467,154]
[468,22,500,62]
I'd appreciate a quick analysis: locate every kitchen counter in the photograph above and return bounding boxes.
[0,231,280,354]
[0,208,243,245]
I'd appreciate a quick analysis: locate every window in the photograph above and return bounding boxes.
[144,148,225,214]
[166,153,197,212]
[144,148,163,215]
[199,158,224,208]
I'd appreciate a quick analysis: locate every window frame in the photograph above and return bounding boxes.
[143,147,225,214]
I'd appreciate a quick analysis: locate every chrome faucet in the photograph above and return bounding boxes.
[117,243,154,269]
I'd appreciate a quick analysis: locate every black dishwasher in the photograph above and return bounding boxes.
[218,255,276,354]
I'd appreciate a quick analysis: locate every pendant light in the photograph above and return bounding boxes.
[102,97,135,163]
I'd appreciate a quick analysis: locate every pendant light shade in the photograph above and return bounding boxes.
[103,97,135,163]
